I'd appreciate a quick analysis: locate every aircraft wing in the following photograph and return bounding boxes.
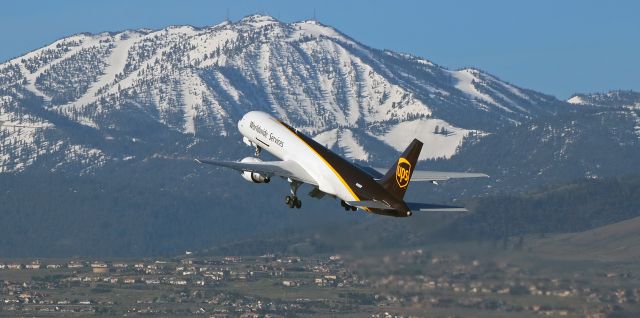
[406,202,468,212]
[364,166,488,182]
[196,159,318,186]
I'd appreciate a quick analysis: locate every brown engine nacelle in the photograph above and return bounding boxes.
[240,157,270,183]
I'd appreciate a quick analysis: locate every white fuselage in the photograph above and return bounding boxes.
[237,111,358,202]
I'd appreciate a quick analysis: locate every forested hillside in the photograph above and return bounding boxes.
[446,175,640,240]
[204,175,640,256]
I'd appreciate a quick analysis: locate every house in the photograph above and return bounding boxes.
[223,256,242,263]
[204,271,224,281]
[7,263,22,270]
[25,261,41,269]
[67,261,84,269]
[123,278,136,284]
[109,277,119,284]
[170,279,187,285]
[91,262,108,273]
[146,264,159,270]
[145,278,160,285]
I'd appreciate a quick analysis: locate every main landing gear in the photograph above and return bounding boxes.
[341,200,357,211]
[285,195,301,209]
[285,179,302,209]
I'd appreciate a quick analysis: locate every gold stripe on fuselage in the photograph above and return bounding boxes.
[274,120,370,211]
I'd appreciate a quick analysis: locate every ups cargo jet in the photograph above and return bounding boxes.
[197,111,487,217]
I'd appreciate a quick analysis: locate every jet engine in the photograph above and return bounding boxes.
[240,157,270,183]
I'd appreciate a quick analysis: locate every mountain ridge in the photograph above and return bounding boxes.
[1,14,568,174]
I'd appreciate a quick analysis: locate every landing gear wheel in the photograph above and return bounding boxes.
[285,196,300,209]
[285,179,302,210]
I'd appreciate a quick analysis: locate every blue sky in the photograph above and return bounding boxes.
[1,0,638,98]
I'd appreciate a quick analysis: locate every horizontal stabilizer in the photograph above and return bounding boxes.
[410,171,489,182]
[406,202,468,212]
[365,166,488,182]
[346,200,394,210]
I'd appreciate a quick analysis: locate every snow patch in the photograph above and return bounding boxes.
[567,95,586,105]
[450,69,499,107]
[337,129,369,161]
[291,20,356,47]
[313,128,338,149]
[373,119,481,160]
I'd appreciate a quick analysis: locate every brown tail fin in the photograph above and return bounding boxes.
[379,139,423,199]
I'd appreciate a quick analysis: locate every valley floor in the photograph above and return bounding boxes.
[2,232,640,318]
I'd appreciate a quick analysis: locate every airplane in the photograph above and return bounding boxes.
[196,111,488,217]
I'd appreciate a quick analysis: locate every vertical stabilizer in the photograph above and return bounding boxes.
[379,139,423,199]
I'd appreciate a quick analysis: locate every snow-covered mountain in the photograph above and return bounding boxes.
[0,14,563,172]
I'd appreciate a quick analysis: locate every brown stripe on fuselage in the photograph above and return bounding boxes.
[275,120,410,217]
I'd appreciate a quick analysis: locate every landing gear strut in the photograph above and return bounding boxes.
[285,179,302,209]
[254,145,262,157]
[341,200,357,211]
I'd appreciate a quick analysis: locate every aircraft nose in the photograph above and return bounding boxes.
[238,114,246,129]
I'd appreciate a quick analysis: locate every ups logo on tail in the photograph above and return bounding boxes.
[395,157,411,188]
